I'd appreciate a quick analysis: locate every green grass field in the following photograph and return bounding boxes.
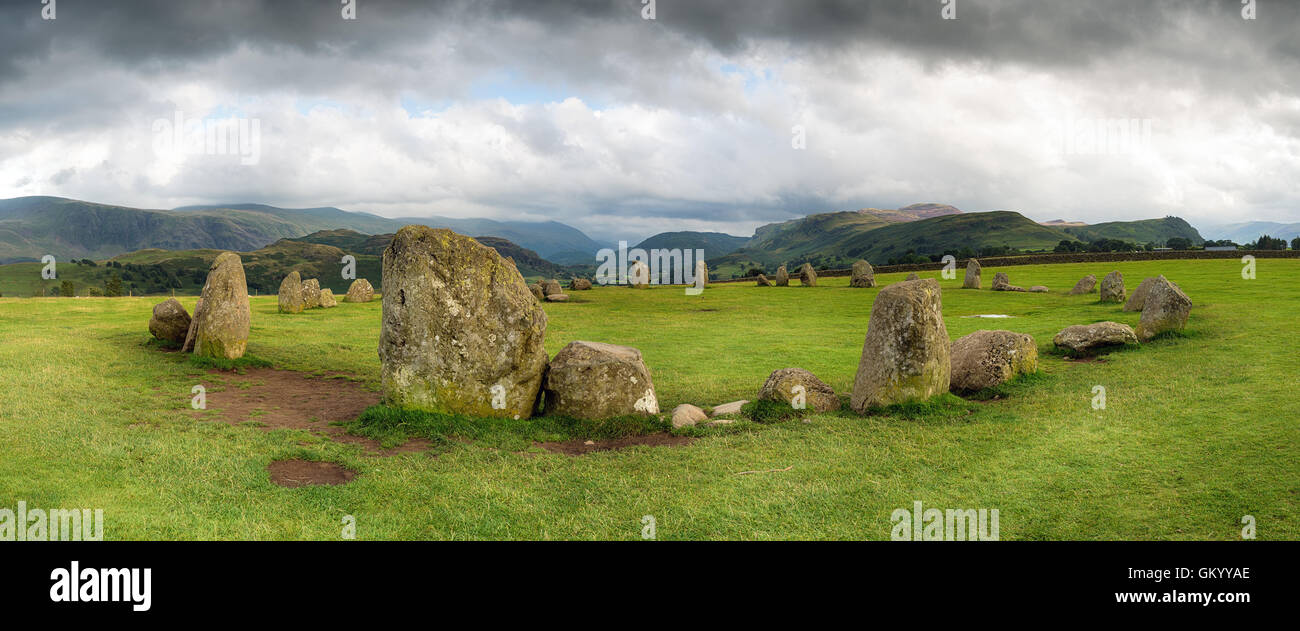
[0,258,1296,540]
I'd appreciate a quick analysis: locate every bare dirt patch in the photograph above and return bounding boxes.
[536,433,695,456]
[268,459,356,487]
[192,368,431,455]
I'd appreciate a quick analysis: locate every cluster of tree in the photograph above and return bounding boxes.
[1202,239,1238,248]
[1054,238,1143,253]
[1250,235,1288,250]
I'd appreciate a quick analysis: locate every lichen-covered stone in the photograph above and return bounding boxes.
[301,278,322,309]
[851,279,950,411]
[1123,277,1156,311]
[542,279,563,296]
[1069,274,1097,295]
[192,252,251,359]
[148,298,191,344]
[378,225,548,419]
[278,271,305,313]
[1136,275,1191,341]
[774,265,789,286]
[345,278,374,303]
[799,263,817,287]
[570,278,593,290]
[319,288,337,308]
[1053,322,1138,355]
[850,260,876,288]
[991,272,1026,292]
[950,330,1038,393]
[963,259,981,289]
[181,299,203,353]
[542,341,658,419]
[757,367,840,412]
[1099,271,1125,303]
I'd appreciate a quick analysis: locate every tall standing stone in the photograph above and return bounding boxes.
[378,226,548,419]
[850,260,876,288]
[775,265,790,286]
[799,263,817,287]
[693,259,709,287]
[850,279,950,412]
[1136,276,1192,341]
[629,261,651,289]
[963,259,981,289]
[1099,271,1125,303]
[191,252,251,360]
[278,271,305,313]
[301,278,322,309]
[344,278,374,303]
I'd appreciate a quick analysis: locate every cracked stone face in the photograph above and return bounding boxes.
[851,278,951,412]
[542,340,659,420]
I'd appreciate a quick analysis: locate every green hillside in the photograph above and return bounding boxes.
[633,231,751,257]
[288,229,575,280]
[1063,217,1204,246]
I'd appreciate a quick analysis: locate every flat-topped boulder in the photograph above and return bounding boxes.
[543,341,658,419]
[278,271,305,313]
[963,259,981,289]
[1053,322,1139,355]
[545,293,569,302]
[1136,276,1192,341]
[850,260,876,288]
[378,225,548,418]
[799,263,817,287]
[344,278,374,303]
[1069,274,1097,295]
[191,252,251,359]
[1099,271,1125,303]
[148,298,191,344]
[758,367,840,412]
[950,330,1038,392]
[851,279,950,411]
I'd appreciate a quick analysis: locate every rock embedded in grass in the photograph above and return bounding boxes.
[278,271,305,313]
[774,265,789,286]
[542,341,658,419]
[544,293,569,302]
[991,272,1026,292]
[569,278,593,291]
[799,263,817,287]
[1136,276,1192,342]
[542,279,563,296]
[905,272,920,281]
[1029,286,1049,293]
[950,330,1038,393]
[148,298,191,344]
[344,278,374,303]
[851,278,951,412]
[319,288,337,308]
[1068,274,1097,295]
[301,278,322,309]
[378,225,548,419]
[850,260,876,288]
[1099,271,1126,303]
[756,273,773,286]
[629,261,651,289]
[758,367,841,412]
[1052,322,1139,356]
[671,403,707,428]
[963,258,981,289]
[710,400,748,417]
[192,252,251,360]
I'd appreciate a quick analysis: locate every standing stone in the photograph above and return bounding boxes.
[378,225,548,419]
[850,260,876,288]
[1068,274,1097,295]
[542,341,658,419]
[344,278,375,303]
[963,258,982,289]
[693,259,709,287]
[799,263,817,287]
[851,279,950,412]
[756,274,773,287]
[629,261,651,289]
[905,272,920,281]
[191,252,251,360]
[1136,276,1192,341]
[570,278,593,291]
[181,299,203,353]
[1123,277,1157,312]
[301,278,322,309]
[542,279,563,296]
[949,330,1038,393]
[319,288,337,308]
[148,298,191,344]
[758,367,840,412]
[1099,271,1125,303]
[530,282,545,300]
[278,271,305,313]
[775,265,790,286]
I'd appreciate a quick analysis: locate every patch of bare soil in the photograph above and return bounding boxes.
[536,433,695,456]
[268,459,356,487]
[192,368,431,456]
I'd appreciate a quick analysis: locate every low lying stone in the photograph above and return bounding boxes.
[671,404,707,428]
[950,330,1038,392]
[570,278,593,291]
[710,400,748,417]
[757,367,840,412]
[543,341,658,419]
[545,293,570,302]
[1069,274,1097,295]
[1053,322,1139,355]
[905,272,920,281]
[756,274,773,287]
[1029,286,1049,293]
[344,278,374,303]
[148,298,191,344]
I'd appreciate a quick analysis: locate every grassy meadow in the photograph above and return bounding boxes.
[0,258,1296,540]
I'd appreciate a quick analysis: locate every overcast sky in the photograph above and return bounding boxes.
[2,0,1298,242]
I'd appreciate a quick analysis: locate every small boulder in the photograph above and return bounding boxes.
[991,272,1026,292]
[1069,274,1098,295]
[851,279,950,411]
[774,265,790,286]
[301,278,322,309]
[671,404,707,428]
[850,260,876,288]
[756,274,773,287]
[963,259,982,289]
[757,368,840,412]
[344,278,374,303]
[710,400,748,417]
[1053,322,1139,355]
[542,279,563,296]
[278,271,305,313]
[1136,276,1191,342]
[799,263,817,287]
[544,293,569,302]
[543,341,659,419]
[191,252,252,360]
[905,272,920,281]
[319,288,337,308]
[530,282,545,300]
[148,298,191,344]
[570,278,593,291]
[1029,286,1049,293]
[1099,271,1125,303]
[950,330,1038,393]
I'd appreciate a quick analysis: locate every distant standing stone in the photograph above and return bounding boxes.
[543,341,658,419]
[542,279,563,296]
[756,274,773,287]
[344,278,375,303]
[1068,274,1097,295]
[799,263,817,287]
[1136,276,1192,341]
[851,279,950,412]
[570,278,593,291]
[278,271,305,313]
[905,272,920,281]
[963,258,982,289]
[850,260,876,288]
[191,252,251,360]
[1099,271,1125,303]
[629,261,651,288]
[148,298,191,344]
[1123,277,1157,311]
[775,265,790,286]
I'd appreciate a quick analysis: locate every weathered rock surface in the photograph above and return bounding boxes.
[570,278,593,291]
[541,279,563,296]
[756,274,773,287]
[963,259,982,289]
[1029,286,1049,293]
[757,367,840,412]
[544,293,569,302]
[1053,322,1139,355]
[710,400,748,417]
[1069,274,1098,295]
[950,330,1038,392]
[693,260,709,287]
[345,278,374,303]
[775,265,789,286]
[1099,271,1125,303]
[181,299,203,353]
[671,403,707,428]
[191,252,251,359]
[530,282,545,300]
[319,288,337,308]
[991,272,1026,292]
[542,341,658,419]
[1123,277,1156,312]
[851,279,950,411]
[799,263,817,287]
[278,271,305,313]
[378,225,548,418]
[148,298,191,344]
[905,272,920,281]
[629,261,651,288]
[850,260,876,288]
[301,278,322,309]
[1136,275,1191,342]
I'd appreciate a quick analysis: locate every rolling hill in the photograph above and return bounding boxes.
[287,229,573,280]
[1062,217,1204,246]
[632,231,751,257]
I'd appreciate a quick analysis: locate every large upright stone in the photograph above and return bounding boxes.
[850,279,950,412]
[191,252,251,359]
[950,330,1038,393]
[1136,276,1191,341]
[345,278,374,303]
[629,261,651,289]
[850,260,876,288]
[799,263,817,287]
[1123,277,1156,312]
[378,226,548,418]
[963,259,981,289]
[301,278,322,309]
[148,298,191,344]
[758,367,840,412]
[278,271,305,313]
[775,265,790,286]
[1099,271,1125,303]
[1069,274,1098,295]
[542,341,658,419]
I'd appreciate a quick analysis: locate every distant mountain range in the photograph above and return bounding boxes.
[1202,221,1300,244]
